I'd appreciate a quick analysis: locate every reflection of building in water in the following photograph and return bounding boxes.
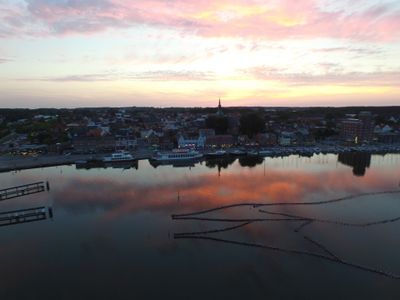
[205,157,236,170]
[238,156,264,168]
[341,111,374,144]
[338,152,371,176]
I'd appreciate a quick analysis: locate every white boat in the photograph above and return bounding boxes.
[206,149,227,157]
[152,149,203,162]
[103,151,135,162]
[247,150,259,156]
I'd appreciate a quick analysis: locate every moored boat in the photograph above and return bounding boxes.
[206,149,227,157]
[152,149,203,162]
[103,151,135,162]
[228,149,247,156]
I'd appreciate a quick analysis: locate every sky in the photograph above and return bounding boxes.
[0,0,399,108]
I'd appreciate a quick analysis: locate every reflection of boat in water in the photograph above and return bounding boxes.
[149,159,197,168]
[205,149,227,158]
[76,159,138,170]
[104,160,138,170]
[103,151,135,162]
[151,149,203,162]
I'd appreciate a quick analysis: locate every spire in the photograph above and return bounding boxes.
[217,98,223,116]
[217,97,224,116]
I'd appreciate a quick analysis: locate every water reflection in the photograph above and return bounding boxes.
[204,156,237,169]
[1,154,400,299]
[51,165,399,220]
[338,152,371,176]
[76,160,138,170]
[238,156,264,168]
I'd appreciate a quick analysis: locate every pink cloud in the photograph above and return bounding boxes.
[1,0,399,41]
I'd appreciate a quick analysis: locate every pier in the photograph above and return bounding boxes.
[0,181,49,201]
[0,206,52,227]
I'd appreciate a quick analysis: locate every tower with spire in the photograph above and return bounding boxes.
[217,98,223,116]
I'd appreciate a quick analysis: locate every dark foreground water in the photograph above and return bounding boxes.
[1,153,400,299]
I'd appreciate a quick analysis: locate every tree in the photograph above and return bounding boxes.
[205,115,229,134]
[239,112,265,138]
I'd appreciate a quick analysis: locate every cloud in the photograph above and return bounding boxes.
[20,70,215,82]
[0,58,12,63]
[1,0,399,41]
[243,66,400,87]
[313,47,382,55]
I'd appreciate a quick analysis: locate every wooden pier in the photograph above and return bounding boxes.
[0,181,49,201]
[0,206,53,227]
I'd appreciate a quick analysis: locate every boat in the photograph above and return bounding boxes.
[229,149,247,156]
[152,149,203,162]
[258,149,273,157]
[247,150,259,156]
[103,151,135,162]
[205,149,227,157]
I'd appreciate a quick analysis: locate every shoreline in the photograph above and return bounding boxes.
[1,144,400,173]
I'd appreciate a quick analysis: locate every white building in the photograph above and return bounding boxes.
[178,135,206,149]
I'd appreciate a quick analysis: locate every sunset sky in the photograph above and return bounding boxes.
[1,0,399,108]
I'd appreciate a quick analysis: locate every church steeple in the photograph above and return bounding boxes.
[217,98,223,116]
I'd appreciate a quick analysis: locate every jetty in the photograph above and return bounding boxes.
[0,181,49,201]
[0,206,53,227]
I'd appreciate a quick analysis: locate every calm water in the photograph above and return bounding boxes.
[1,153,400,299]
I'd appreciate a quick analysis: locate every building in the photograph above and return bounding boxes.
[178,135,206,149]
[199,128,215,138]
[377,132,400,144]
[205,135,234,148]
[256,133,277,146]
[72,136,116,153]
[341,119,363,143]
[341,111,374,144]
[358,111,374,142]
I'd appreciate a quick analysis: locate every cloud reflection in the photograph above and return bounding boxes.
[53,166,399,220]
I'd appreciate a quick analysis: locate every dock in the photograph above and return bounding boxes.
[0,206,53,227]
[0,181,49,201]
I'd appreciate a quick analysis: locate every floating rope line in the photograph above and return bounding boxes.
[174,221,252,237]
[175,235,400,280]
[172,190,400,218]
[173,216,309,222]
[259,209,400,228]
[172,189,400,280]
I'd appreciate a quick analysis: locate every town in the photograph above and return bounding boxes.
[1,101,400,171]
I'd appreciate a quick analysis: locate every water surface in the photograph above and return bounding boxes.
[1,153,400,299]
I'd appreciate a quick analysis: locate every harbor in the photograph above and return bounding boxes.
[1,144,400,173]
